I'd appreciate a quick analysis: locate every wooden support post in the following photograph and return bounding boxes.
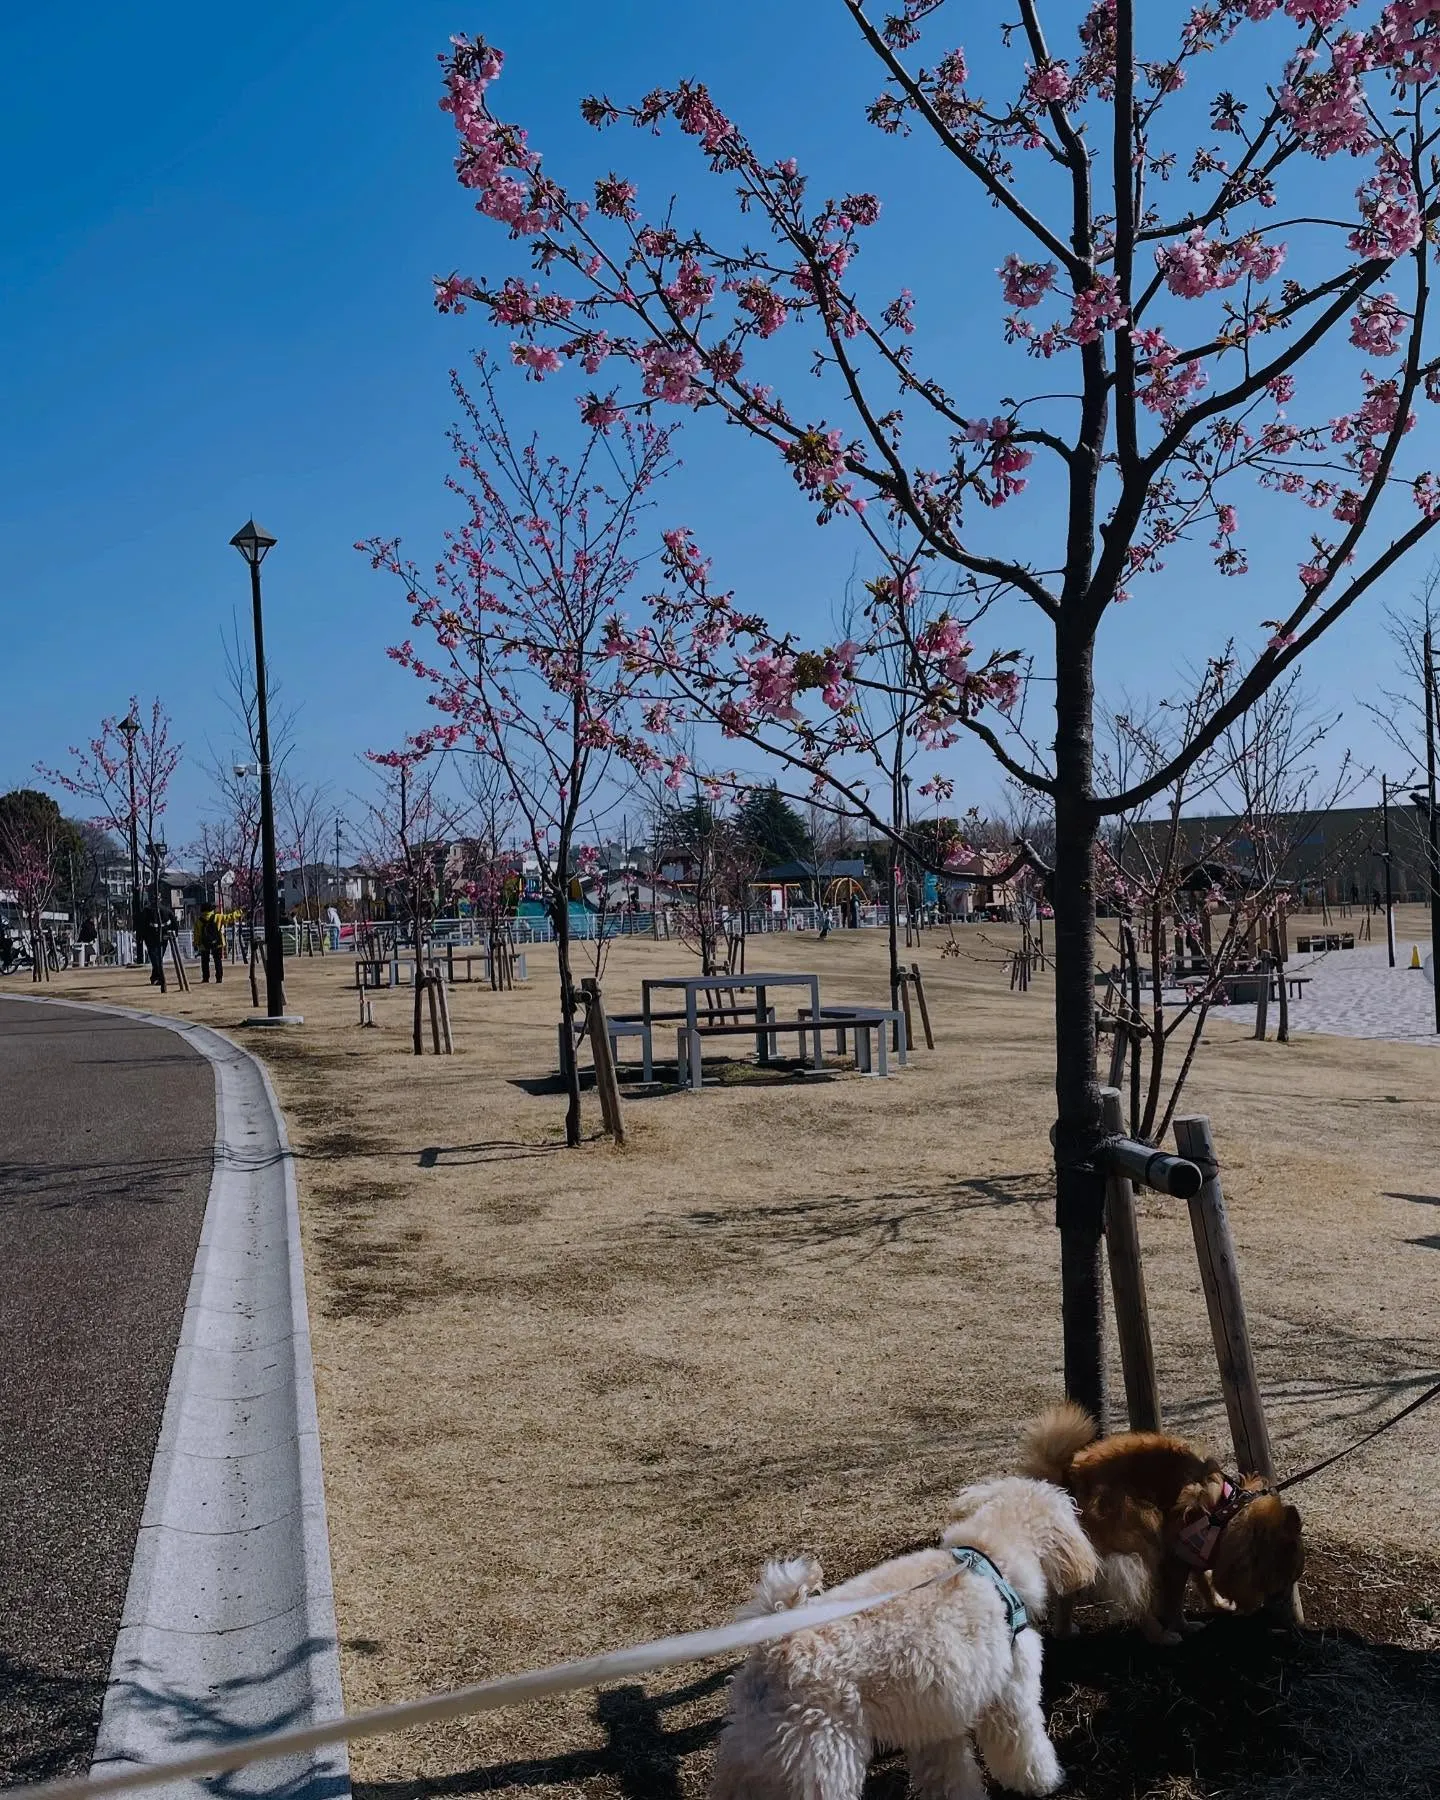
[908,962,935,1048]
[412,972,425,1056]
[425,971,443,1055]
[169,936,190,991]
[1172,1114,1302,1625]
[581,977,625,1145]
[435,969,454,1053]
[899,968,916,1051]
[1100,1088,1161,1433]
[1107,995,1128,1089]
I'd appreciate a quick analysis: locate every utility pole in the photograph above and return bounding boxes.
[334,815,343,907]
[1382,774,1396,968]
[1428,629,1440,1032]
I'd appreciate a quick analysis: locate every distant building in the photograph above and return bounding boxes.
[278,863,374,914]
[1123,804,1431,904]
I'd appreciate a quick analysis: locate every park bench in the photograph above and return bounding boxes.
[675,1015,827,1089]
[1294,931,1355,952]
[444,943,528,985]
[798,1004,907,1069]
[603,1000,774,1084]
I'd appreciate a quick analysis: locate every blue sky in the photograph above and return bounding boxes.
[1,2,1431,849]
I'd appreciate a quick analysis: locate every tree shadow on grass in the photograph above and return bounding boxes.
[350,1667,729,1800]
[668,1171,1053,1263]
[417,1142,570,1168]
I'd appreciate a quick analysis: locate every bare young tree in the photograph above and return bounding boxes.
[356,750,469,1051]
[1101,663,1363,1138]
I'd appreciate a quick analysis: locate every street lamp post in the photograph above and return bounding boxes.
[118,710,142,962]
[229,519,294,1023]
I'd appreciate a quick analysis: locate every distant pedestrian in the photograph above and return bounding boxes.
[325,904,342,952]
[195,904,225,985]
[137,901,166,992]
[78,914,97,968]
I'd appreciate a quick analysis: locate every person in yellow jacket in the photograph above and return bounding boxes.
[195,903,225,985]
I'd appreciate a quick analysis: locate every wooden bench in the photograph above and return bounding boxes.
[675,1016,820,1089]
[1294,932,1354,952]
[799,1005,907,1068]
[354,956,391,990]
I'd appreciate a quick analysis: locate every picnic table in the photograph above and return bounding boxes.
[641,971,823,1092]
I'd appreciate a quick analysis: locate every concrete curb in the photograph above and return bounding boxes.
[10,995,348,1800]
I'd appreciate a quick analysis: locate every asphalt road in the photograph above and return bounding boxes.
[0,997,215,1785]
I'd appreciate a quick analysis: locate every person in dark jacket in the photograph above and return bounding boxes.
[195,904,225,985]
[137,901,166,992]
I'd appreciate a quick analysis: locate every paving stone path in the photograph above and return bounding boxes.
[1208,941,1440,1045]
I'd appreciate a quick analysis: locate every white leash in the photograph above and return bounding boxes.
[6,1587,909,1800]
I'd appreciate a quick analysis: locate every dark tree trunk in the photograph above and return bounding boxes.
[1051,634,1108,1429]
[554,898,583,1148]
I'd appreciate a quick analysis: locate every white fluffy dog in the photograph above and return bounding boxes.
[709,1477,1098,1800]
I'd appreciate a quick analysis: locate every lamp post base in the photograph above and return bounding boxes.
[242,1014,305,1028]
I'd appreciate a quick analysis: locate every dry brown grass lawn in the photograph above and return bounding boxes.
[21,912,1440,1799]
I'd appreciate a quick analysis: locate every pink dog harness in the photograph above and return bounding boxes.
[1174,1477,1244,1570]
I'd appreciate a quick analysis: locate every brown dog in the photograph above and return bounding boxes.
[1020,1402,1303,1643]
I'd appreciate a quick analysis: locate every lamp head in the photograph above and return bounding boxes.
[230,519,278,567]
[118,712,140,739]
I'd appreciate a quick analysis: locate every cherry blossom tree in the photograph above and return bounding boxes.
[0,790,64,983]
[430,7,1440,1415]
[362,360,679,1144]
[39,697,180,928]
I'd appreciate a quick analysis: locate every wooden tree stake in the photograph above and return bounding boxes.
[908,962,935,1048]
[1100,1087,1161,1433]
[425,972,443,1055]
[436,970,454,1053]
[1172,1113,1302,1627]
[582,977,626,1144]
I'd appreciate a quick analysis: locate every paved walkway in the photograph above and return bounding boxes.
[0,997,215,1785]
[1208,942,1440,1045]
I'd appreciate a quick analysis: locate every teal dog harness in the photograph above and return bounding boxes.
[949,1546,1030,1641]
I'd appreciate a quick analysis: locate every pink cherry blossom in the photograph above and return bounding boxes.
[999,254,1058,309]
[663,256,716,319]
[580,392,624,430]
[1025,62,1072,105]
[513,343,564,377]
[637,342,703,404]
[733,277,789,337]
[1070,274,1126,343]
[1350,292,1407,356]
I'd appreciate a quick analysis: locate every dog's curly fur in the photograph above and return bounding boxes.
[1019,1402,1304,1644]
[709,1478,1099,1800]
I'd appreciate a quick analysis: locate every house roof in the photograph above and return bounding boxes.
[764,858,867,882]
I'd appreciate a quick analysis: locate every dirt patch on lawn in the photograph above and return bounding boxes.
[30,914,1440,1797]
